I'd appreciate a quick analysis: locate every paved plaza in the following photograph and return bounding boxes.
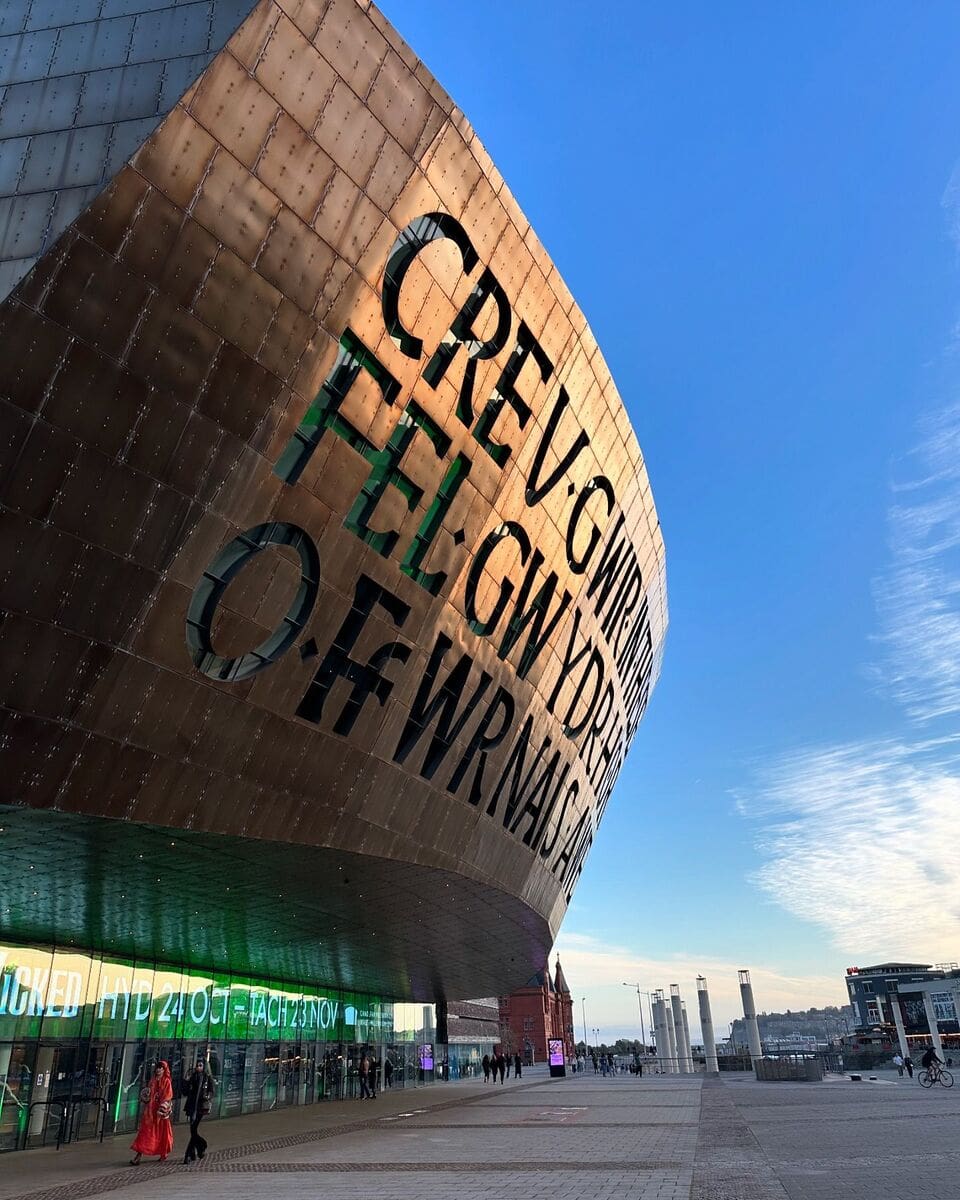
[2,1068,959,1200]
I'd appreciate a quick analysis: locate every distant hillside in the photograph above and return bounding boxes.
[729,1005,856,1047]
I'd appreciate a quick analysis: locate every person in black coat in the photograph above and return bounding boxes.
[182,1059,215,1164]
[513,1053,522,1079]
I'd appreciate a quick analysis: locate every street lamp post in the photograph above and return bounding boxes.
[622,982,648,1054]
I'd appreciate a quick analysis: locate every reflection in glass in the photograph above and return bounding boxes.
[0,941,455,1150]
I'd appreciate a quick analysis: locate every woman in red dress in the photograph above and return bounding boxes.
[130,1060,174,1164]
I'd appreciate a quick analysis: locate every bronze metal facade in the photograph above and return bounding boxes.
[0,0,667,1001]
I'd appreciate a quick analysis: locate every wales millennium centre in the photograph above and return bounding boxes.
[0,0,667,1149]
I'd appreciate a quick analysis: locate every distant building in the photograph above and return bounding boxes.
[729,1005,855,1051]
[498,958,576,1063]
[844,962,960,1051]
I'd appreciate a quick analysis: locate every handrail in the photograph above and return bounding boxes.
[23,1094,109,1150]
[23,1099,67,1150]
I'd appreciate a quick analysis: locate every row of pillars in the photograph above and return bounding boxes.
[649,970,763,1075]
[650,978,716,1074]
[655,973,954,1071]
[888,989,947,1062]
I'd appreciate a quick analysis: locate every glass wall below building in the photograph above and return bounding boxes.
[448,1041,496,1079]
[0,942,444,1152]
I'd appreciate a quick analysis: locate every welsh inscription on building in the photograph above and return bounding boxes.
[187,212,660,900]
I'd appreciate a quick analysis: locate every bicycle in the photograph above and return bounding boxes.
[918,1064,954,1088]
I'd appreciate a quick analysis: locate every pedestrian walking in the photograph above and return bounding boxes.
[497,1052,506,1083]
[359,1053,372,1099]
[505,1055,511,1078]
[181,1058,215,1164]
[892,1053,904,1077]
[514,1053,522,1079]
[904,1056,914,1079]
[129,1060,173,1165]
[367,1056,378,1099]
[482,1053,491,1082]
[384,1058,394,1088]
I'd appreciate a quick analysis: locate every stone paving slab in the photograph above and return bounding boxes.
[44,1174,695,1200]
[240,1122,697,1163]
[695,1075,960,1200]
[201,1160,686,1171]
[0,1072,699,1200]
[392,1116,695,1126]
[4,1069,960,1200]
[0,1072,543,1200]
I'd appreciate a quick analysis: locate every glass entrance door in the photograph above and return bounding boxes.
[317,1046,344,1099]
[0,1043,36,1151]
[71,1042,117,1141]
[111,1041,148,1135]
[24,1042,81,1147]
[276,1043,301,1108]
[219,1043,245,1117]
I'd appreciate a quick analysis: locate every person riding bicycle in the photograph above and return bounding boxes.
[921,1046,942,1076]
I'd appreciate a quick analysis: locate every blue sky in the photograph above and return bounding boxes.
[380,0,960,1038]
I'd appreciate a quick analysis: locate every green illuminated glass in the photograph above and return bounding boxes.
[226,978,253,1041]
[0,946,54,1042]
[147,965,185,1040]
[90,958,136,1041]
[401,451,472,595]
[0,944,389,1053]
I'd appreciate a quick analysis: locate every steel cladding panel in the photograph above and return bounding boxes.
[0,0,259,299]
[0,0,667,998]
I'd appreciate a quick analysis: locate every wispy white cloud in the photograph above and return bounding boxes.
[874,402,960,722]
[740,155,960,961]
[744,366,960,958]
[747,738,960,959]
[553,930,845,1039]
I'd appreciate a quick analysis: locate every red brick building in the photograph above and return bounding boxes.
[498,958,576,1063]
